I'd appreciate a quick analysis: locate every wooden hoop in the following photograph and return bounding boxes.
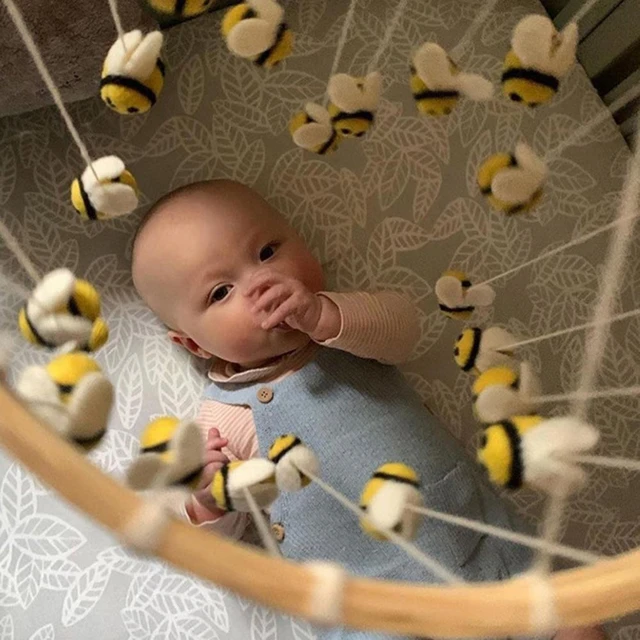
[1,382,638,638]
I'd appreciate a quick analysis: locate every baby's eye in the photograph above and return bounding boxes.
[259,243,279,262]
[209,285,232,304]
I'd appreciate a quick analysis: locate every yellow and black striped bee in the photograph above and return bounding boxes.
[127,417,206,491]
[222,0,293,68]
[327,72,382,138]
[289,103,342,155]
[16,352,113,450]
[211,459,278,512]
[477,143,547,215]
[435,270,495,320]
[70,156,139,221]
[454,327,516,374]
[502,15,578,107]
[100,30,165,115]
[472,363,541,424]
[410,42,493,116]
[268,434,319,491]
[18,268,109,352]
[359,463,422,541]
[146,0,213,18]
[477,415,598,493]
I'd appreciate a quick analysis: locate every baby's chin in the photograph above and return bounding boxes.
[232,328,311,368]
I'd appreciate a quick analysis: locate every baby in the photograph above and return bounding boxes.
[132,180,604,640]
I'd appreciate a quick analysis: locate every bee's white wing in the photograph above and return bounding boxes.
[16,365,59,404]
[30,268,76,311]
[126,454,168,491]
[104,30,143,73]
[491,166,545,204]
[247,0,284,24]
[89,183,139,218]
[435,275,465,307]
[412,42,455,89]
[552,22,578,76]
[475,386,529,424]
[519,361,542,400]
[455,73,494,101]
[328,73,371,113]
[170,420,204,479]
[367,482,418,533]
[464,284,496,307]
[123,31,164,80]
[67,373,114,442]
[81,156,126,190]
[512,14,554,69]
[304,102,331,125]
[514,143,548,178]
[362,71,382,110]
[36,315,92,347]
[292,123,333,150]
[226,19,277,58]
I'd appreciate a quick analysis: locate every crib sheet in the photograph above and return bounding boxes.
[0,0,636,638]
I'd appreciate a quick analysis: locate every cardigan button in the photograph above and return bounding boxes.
[272,522,285,542]
[257,386,274,403]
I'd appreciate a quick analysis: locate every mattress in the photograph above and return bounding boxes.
[0,0,635,638]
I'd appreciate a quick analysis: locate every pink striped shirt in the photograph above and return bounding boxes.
[180,291,420,536]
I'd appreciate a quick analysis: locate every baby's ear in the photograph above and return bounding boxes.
[167,330,212,359]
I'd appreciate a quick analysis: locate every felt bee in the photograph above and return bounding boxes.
[327,71,382,138]
[211,459,279,512]
[454,327,517,374]
[70,156,139,221]
[472,362,541,423]
[222,0,293,68]
[126,417,206,491]
[268,434,319,491]
[477,143,547,215]
[146,0,214,18]
[359,463,423,541]
[101,30,165,116]
[410,42,493,116]
[435,271,496,320]
[18,268,109,352]
[477,415,599,493]
[16,352,113,450]
[502,15,578,107]
[289,103,342,155]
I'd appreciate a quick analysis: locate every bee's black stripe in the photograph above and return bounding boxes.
[372,471,420,489]
[73,428,107,447]
[172,465,205,487]
[331,109,374,124]
[22,306,57,348]
[270,436,301,464]
[463,327,483,372]
[100,75,157,106]
[461,280,472,288]
[57,383,74,395]
[318,131,338,155]
[141,441,170,454]
[157,59,166,77]
[511,376,520,391]
[509,154,518,167]
[500,420,524,490]
[78,178,98,220]
[413,89,459,100]
[221,463,233,511]
[439,303,475,314]
[501,68,559,92]
[480,185,492,195]
[255,22,287,67]
[174,0,187,15]
[67,297,81,317]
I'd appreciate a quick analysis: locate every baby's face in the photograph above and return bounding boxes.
[133,183,324,367]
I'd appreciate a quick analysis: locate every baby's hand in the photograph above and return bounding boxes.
[189,427,229,521]
[247,270,340,340]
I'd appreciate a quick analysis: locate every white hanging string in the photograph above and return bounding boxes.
[107,0,128,51]
[405,504,601,565]
[475,211,636,287]
[565,0,603,27]
[367,0,410,71]
[569,454,640,473]
[450,0,502,60]
[294,463,462,583]
[1,0,99,182]
[532,384,640,405]
[536,112,640,575]
[501,307,640,351]
[545,82,640,163]
[0,218,41,285]
[241,487,282,557]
